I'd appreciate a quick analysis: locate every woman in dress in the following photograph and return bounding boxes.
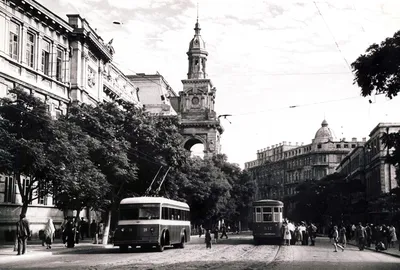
[43,218,55,249]
[388,225,397,248]
[282,221,291,246]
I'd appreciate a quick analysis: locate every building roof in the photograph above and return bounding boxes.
[188,19,207,54]
[120,196,189,209]
[314,119,334,143]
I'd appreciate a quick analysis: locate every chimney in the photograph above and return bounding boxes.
[352,137,357,142]
[362,137,366,142]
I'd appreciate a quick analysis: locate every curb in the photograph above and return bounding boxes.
[347,242,400,259]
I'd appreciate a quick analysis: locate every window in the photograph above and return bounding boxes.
[26,32,35,68]
[9,21,19,60]
[336,144,341,149]
[317,144,321,149]
[22,178,32,204]
[56,48,63,81]
[41,40,51,75]
[55,109,63,119]
[4,176,15,203]
[37,182,48,205]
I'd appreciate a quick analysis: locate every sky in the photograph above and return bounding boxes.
[38,0,400,168]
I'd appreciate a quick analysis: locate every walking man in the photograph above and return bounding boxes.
[16,214,31,255]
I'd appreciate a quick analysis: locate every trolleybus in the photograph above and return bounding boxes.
[113,196,191,252]
[252,199,284,244]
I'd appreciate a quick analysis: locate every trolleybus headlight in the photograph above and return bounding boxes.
[121,228,124,232]
[150,227,154,233]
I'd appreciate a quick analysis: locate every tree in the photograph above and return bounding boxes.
[50,120,109,218]
[352,31,400,99]
[0,88,61,216]
[66,101,138,244]
[172,157,231,227]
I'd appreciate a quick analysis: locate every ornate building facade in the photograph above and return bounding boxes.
[245,120,365,201]
[175,18,223,157]
[0,0,141,240]
[336,123,400,222]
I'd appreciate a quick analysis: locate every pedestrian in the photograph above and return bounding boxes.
[220,224,228,239]
[355,222,367,251]
[90,219,98,244]
[205,229,212,249]
[308,223,317,246]
[299,221,307,245]
[294,225,302,245]
[43,218,55,249]
[213,226,219,243]
[16,214,31,255]
[80,217,88,240]
[388,224,397,248]
[64,217,76,248]
[282,221,291,246]
[339,224,347,248]
[332,225,344,252]
[198,224,203,238]
[97,220,104,244]
[61,217,68,244]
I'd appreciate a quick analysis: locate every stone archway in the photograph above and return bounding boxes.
[183,136,206,158]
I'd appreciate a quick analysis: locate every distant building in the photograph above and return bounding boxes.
[245,120,365,201]
[336,123,400,221]
[127,72,177,116]
[0,0,140,241]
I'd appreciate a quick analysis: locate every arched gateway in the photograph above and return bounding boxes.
[177,17,223,158]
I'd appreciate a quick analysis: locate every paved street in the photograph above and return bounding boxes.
[0,235,399,270]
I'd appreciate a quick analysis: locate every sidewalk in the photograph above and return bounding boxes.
[0,238,111,259]
[347,239,400,259]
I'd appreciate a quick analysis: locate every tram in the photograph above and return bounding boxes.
[251,199,284,244]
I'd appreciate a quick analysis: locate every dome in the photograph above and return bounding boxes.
[188,21,207,52]
[314,119,334,143]
[189,36,206,51]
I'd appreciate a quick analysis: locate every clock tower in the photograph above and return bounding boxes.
[178,17,223,157]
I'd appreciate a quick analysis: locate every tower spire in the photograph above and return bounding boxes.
[195,2,201,34]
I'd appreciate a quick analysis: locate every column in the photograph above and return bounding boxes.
[36,33,42,72]
[19,23,25,66]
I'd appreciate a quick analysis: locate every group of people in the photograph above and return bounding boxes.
[201,224,230,249]
[281,219,318,246]
[15,214,105,255]
[61,217,105,248]
[329,222,398,252]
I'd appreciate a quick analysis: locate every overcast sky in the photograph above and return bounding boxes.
[39,0,400,167]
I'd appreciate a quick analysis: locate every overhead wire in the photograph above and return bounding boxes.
[232,95,363,117]
[313,1,352,73]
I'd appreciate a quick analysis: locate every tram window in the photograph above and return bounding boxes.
[263,207,272,212]
[256,207,262,222]
[274,207,279,212]
[263,213,273,222]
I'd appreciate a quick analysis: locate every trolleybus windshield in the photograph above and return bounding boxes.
[119,203,160,220]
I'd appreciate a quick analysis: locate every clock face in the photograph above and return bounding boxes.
[192,97,200,105]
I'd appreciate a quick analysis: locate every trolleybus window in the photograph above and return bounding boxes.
[119,203,160,220]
